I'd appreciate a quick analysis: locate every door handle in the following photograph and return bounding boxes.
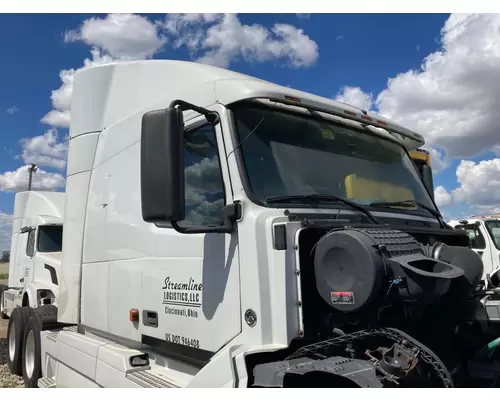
[142,310,158,328]
[20,278,24,283]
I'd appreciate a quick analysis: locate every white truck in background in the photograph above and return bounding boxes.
[449,217,500,285]
[0,191,64,377]
[7,59,500,389]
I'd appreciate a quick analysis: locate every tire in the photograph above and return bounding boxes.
[22,305,59,388]
[35,304,57,318]
[6,307,35,375]
[22,313,43,388]
[0,284,8,319]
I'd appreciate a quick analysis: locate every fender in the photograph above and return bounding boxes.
[24,281,59,309]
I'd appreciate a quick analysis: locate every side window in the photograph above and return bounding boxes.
[458,224,486,249]
[26,229,36,257]
[178,123,226,228]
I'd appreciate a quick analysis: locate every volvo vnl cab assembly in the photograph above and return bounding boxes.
[7,60,500,388]
[1,191,63,377]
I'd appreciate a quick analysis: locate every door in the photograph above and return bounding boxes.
[12,229,33,288]
[139,114,241,366]
[23,228,36,287]
[455,223,493,276]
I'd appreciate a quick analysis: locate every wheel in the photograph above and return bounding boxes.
[6,307,35,375]
[0,284,8,319]
[22,305,59,388]
[22,313,43,388]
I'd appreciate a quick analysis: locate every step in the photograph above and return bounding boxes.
[38,377,56,388]
[126,370,180,388]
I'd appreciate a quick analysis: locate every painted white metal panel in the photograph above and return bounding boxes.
[81,111,242,353]
[58,171,92,323]
[81,261,109,332]
[66,132,100,177]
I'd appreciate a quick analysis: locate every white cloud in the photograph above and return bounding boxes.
[0,212,12,252]
[331,14,500,173]
[19,130,68,170]
[335,86,374,111]
[184,199,225,226]
[42,14,318,129]
[41,48,119,128]
[64,13,166,60]
[375,14,500,159]
[427,147,449,174]
[162,13,220,38]
[185,156,224,206]
[186,157,222,193]
[434,185,454,208]
[6,106,19,115]
[162,13,319,69]
[451,158,500,208]
[43,13,166,129]
[0,165,65,193]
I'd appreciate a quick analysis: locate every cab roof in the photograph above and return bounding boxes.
[70,60,425,151]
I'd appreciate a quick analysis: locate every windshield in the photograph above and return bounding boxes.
[485,220,500,250]
[230,102,435,214]
[37,225,63,253]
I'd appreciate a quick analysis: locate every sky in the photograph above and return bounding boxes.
[0,12,499,250]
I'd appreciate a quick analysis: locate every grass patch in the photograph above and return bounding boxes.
[0,273,8,280]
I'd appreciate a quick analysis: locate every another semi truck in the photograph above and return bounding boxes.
[0,191,64,377]
[449,216,500,284]
[7,60,500,388]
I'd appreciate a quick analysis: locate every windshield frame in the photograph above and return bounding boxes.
[36,223,63,253]
[484,219,500,250]
[227,100,440,219]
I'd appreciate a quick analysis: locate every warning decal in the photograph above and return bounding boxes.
[331,291,355,305]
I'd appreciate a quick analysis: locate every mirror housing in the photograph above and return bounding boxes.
[140,106,186,224]
[420,164,435,201]
[20,226,33,234]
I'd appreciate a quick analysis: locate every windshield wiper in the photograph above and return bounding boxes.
[265,194,381,224]
[369,200,445,228]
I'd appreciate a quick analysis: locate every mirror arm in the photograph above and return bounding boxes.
[169,100,219,125]
[171,202,242,235]
[20,226,34,234]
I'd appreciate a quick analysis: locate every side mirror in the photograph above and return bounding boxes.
[140,106,186,224]
[420,164,434,201]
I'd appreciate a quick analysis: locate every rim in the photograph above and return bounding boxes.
[8,320,16,361]
[24,330,35,379]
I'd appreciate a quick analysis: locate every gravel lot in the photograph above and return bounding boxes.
[0,263,8,275]
[0,279,24,388]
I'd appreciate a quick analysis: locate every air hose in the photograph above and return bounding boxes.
[475,337,500,360]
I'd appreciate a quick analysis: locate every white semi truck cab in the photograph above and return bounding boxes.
[0,191,64,378]
[7,60,500,388]
[1,191,64,317]
[449,217,500,283]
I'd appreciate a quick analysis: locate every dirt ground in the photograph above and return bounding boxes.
[0,278,23,387]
